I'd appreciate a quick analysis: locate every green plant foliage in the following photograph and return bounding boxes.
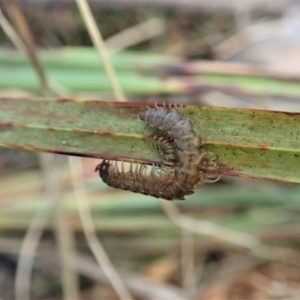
[2,48,300,98]
[0,97,299,182]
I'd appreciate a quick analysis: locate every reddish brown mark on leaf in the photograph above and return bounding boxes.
[2,142,158,164]
[218,164,237,176]
[259,145,269,150]
[0,121,26,129]
[280,111,300,117]
[0,122,13,132]
[56,98,77,103]
[45,126,55,131]
[2,143,100,158]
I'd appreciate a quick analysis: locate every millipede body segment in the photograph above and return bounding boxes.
[95,160,191,200]
[96,103,220,201]
[140,103,220,194]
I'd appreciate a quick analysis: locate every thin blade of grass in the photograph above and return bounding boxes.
[0,48,178,71]
[0,97,299,182]
[2,48,300,99]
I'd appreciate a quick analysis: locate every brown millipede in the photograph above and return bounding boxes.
[140,103,220,192]
[96,103,220,201]
[95,159,193,200]
[153,135,176,167]
[95,135,189,200]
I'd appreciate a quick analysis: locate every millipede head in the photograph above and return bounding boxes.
[159,109,181,132]
[174,133,202,151]
[95,160,110,173]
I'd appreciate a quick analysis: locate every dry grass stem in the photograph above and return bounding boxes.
[3,0,48,89]
[14,196,52,300]
[69,157,133,300]
[40,154,80,300]
[1,3,80,296]
[181,228,196,290]
[14,155,57,300]
[161,201,261,250]
[0,2,63,96]
[75,255,185,299]
[52,159,80,300]
[15,183,80,300]
[75,0,126,102]
[0,8,25,53]
[106,17,165,52]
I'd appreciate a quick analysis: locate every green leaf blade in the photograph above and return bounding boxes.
[0,97,299,182]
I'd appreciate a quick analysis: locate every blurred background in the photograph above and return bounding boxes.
[1,0,300,299]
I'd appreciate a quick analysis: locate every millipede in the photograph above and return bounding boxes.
[140,103,220,192]
[95,136,188,200]
[95,160,191,200]
[153,135,177,167]
[95,103,220,201]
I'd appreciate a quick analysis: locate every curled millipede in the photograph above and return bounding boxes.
[95,159,192,200]
[140,103,220,193]
[95,135,191,200]
[153,135,176,167]
[95,103,219,201]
